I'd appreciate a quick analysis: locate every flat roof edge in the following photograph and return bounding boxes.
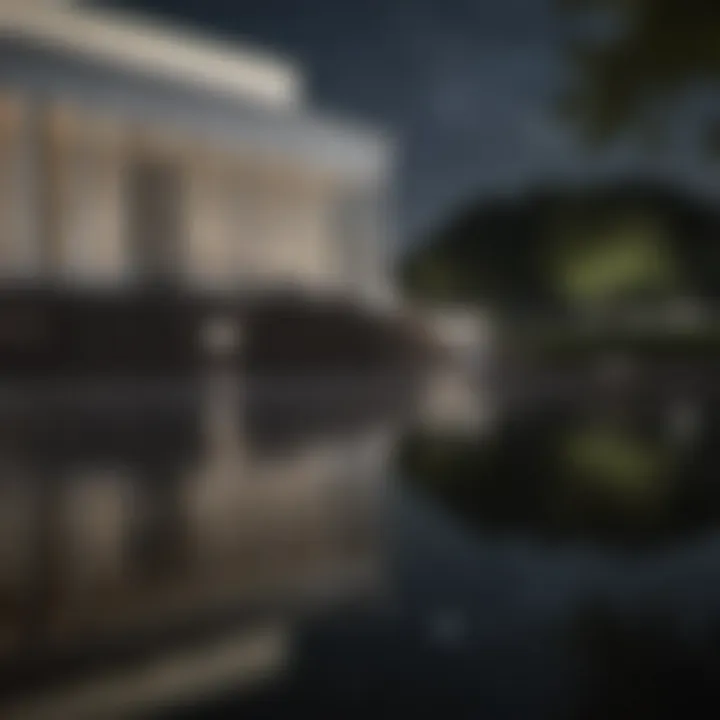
[0,4,303,108]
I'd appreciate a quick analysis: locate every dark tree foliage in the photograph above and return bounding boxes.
[400,179,720,309]
[557,0,720,150]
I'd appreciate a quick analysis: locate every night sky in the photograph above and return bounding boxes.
[102,0,715,245]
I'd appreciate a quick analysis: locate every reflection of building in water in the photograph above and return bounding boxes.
[4,622,288,720]
[410,304,496,436]
[417,366,496,436]
[0,405,395,718]
[417,304,493,368]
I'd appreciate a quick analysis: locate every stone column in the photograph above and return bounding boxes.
[49,108,129,285]
[185,152,237,289]
[335,181,390,302]
[0,96,45,280]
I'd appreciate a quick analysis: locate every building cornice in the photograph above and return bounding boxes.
[0,3,303,108]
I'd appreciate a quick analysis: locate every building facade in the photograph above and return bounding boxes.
[0,2,393,303]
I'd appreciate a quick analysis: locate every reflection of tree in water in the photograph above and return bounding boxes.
[398,401,720,545]
[568,604,720,719]
[559,424,673,522]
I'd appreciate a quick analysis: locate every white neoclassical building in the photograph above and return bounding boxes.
[0,1,394,302]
